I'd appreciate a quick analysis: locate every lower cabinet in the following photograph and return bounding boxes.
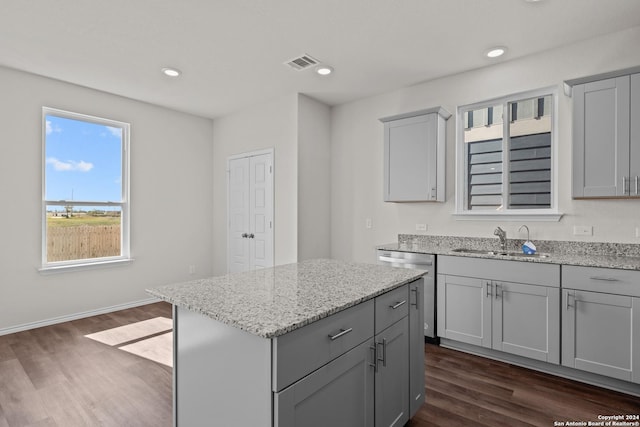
[274,280,423,427]
[375,317,409,427]
[561,266,640,384]
[437,256,560,364]
[274,338,375,427]
[408,279,425,418]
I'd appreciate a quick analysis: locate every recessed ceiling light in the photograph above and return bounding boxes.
[161,67,181,77]
[316,65,333,76]
[485,47,507,58]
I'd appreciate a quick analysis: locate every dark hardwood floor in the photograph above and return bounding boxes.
[0,303,173,427]
[1,302,638,426]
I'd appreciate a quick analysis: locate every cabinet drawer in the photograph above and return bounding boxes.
[562,265,640,297]
[438,255,560,287]
[272,299,374,392]
[376,284,409,333]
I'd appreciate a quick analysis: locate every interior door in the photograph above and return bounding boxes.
[227,151,274,273]
[249,153,273,270]
[228,157,250,273]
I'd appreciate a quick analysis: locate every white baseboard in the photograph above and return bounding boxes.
[0,297,162,336]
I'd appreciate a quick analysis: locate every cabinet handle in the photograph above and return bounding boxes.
[378,339,387,367]
[623,176,628,195]
[328,328,353,341]
[566,291,574,310]
[411,287,419,310]
[369,344,378,371]
[494,283,500,300]
[485,282,492,298]
[589,276,620,282]
[636,176,639,195]
[389,300,406,310]
[241,233,248,238]
[248,233,255,239]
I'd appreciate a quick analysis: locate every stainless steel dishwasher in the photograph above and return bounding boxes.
[377,249,437,341]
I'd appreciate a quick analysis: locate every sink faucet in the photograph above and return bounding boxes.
[494,227,507,251]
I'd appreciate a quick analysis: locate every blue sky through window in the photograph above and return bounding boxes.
[45,114,123,203]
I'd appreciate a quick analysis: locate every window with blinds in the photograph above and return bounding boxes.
[461,93,554,212]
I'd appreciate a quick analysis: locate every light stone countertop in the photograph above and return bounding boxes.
[146,258,425,339]
[378,235,640,271]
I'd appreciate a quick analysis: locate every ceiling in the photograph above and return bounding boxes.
[2,0,640,119]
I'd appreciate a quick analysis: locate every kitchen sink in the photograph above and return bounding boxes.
[451,248,549,258]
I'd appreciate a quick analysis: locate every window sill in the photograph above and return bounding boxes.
[38,258,134,275]
[452,212,563,222]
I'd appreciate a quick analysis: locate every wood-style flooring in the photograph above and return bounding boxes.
[0,303,172,427]
[1,302,638,426]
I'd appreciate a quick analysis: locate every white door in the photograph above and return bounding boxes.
[227,151,273,273]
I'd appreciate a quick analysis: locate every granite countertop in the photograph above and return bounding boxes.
[146,259,425,339]
[378,235,640,271]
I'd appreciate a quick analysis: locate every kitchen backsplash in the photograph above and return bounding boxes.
[398,234,640,257]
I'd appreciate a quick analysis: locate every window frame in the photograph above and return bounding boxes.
[40,107,131,272]
[454,87,562,221]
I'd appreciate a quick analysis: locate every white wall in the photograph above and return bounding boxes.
[0,66,214,332]
[212,94,298,275]
[298,94,331,260]
[330,27,640,263]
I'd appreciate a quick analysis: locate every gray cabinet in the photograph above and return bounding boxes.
[571,71,640,198]
[380,107,450,202]
[274,282,420,427]
[437,256,560,363]
[373,284,410,427]
[274,338,375,427]
[561,266,640,383]
[374,317,409,427]
[408,279,425,418]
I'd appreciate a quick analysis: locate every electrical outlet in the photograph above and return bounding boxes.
[365,218,372,229]
[416,224,427,232]
[189,265,196,275]
[573,225,593,236]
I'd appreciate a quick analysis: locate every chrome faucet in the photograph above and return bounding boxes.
[494,227,507,251]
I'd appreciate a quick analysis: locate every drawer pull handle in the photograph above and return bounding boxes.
[411,287,419,310]
[390,300,407,310]
[369,344,378,371]
[328,328,353,341]
[589,276,620,282]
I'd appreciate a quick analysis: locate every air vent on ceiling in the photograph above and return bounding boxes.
[284,54,319,71]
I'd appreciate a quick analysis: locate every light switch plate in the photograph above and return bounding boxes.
[365,218,372,229]
[573,225,593,236]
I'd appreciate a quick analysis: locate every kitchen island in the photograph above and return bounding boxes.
[147,259,426,427]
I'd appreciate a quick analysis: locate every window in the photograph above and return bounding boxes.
[42,108,130,270]
[456,88,560,220]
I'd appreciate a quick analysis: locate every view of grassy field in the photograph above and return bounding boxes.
[47,215,120,228]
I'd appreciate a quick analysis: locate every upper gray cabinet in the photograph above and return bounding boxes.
[380,107,450,202]
[568,68,640,198]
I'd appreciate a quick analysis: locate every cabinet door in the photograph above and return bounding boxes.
[437,274,491,348]
[408,279,425,418]
[375,317,409,427]
[492,282,560,364]
[572,76,630,197]
[562,290,640,383]
[274,338,375,427]
[383,114,438,202]
[631,73,640,196]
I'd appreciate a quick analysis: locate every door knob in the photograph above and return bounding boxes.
[241,233,248,238]
[248,233,255,239]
